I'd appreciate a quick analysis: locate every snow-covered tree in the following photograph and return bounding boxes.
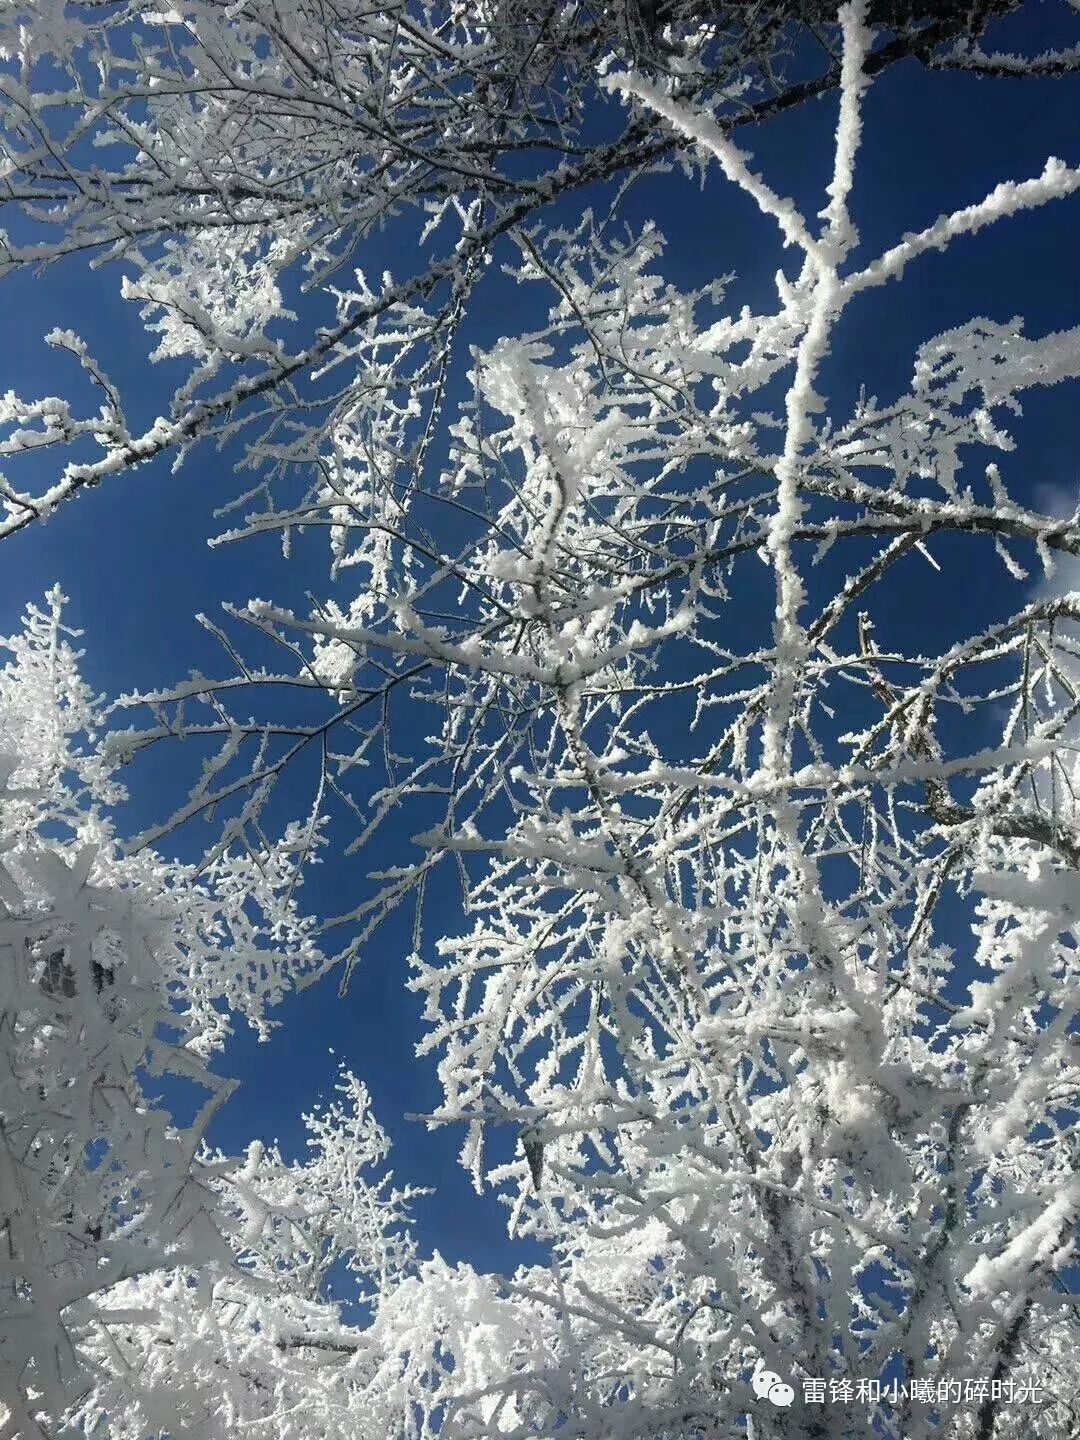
[66,1069,428,1440]
[0,591,327,1436]
[2,3,1080,1439]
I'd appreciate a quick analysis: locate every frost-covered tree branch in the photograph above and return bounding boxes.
[0,0,1072,535]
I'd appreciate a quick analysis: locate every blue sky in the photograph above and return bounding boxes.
[2,8,1078,1282]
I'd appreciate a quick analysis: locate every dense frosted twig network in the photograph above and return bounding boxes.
[1,2,1079,1438]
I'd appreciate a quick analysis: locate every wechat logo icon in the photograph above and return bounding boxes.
[752,1359,795,1408]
